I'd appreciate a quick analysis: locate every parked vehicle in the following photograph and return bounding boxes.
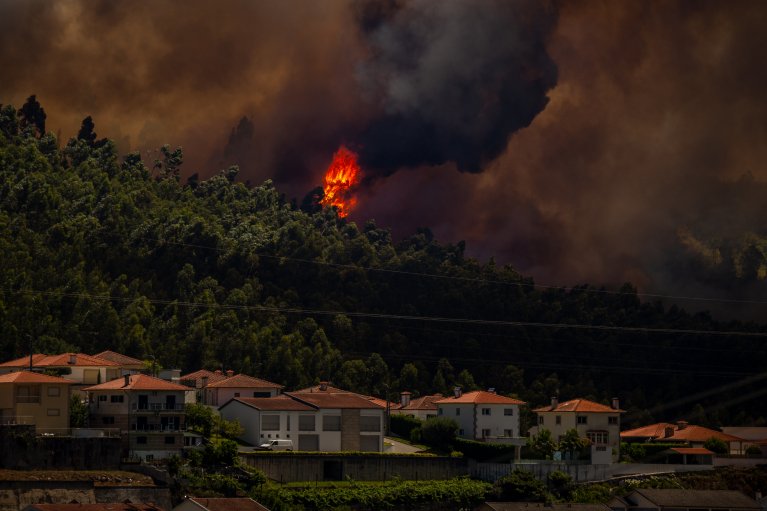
[259,439,294,451]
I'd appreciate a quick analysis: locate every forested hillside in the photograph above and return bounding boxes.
[1,97,765,429]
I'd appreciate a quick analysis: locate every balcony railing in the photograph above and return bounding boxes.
[0,415,35,425]
[131,424,185,432]
[131,403,184,411]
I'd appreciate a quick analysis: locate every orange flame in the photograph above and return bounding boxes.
[320,145,362,218]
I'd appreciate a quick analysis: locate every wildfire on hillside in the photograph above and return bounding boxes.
[320,145,362,218]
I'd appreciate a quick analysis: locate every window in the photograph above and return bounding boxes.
[608,416,618,425]
[16,385,41,404]
[438,408,443,415]
[504,408,514,416]
[586,431,608,445]
[360,415,381,432]
[504,429,514,437]
[482,428,491,437]
[455,408,461,416]
[47,386,61,397]
[102,416,115,425]
[481,408,491,416]
[459,429,464,436]
[254,391,271,397]
[98,395,107,402]
[299,415,315,431]
[234,392,240,397]
[47,408,60,416]
[262,415,280,431]
[538,416,544,425]
[323,415,341,431]
[556,415,561,425]
[110,395,124,403]
[287,415,291,431]
[136,436,147,445]
[577,415,588,425]
[165,436,175,445]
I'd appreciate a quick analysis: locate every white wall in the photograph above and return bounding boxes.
[219,400,262,446]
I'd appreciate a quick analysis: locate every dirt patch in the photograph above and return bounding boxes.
[0,470,155,486]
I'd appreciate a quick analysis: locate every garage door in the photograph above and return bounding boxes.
[298,434,319,451]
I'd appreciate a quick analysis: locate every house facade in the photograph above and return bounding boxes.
[395,392,441,421]
[530,397,623,462]
[0,353,121,388]
[84,374,188,460]
[219,391,385,452]
[204,373,283,406]
[621,421,745,455]
[435,390,525,440]
[0,371,73,434]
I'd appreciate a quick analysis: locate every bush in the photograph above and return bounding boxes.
[419,417,458,450]
[703,437,728,455]
[494,469,550,502]
[390,414,422,439]
[745,445,762,457]
[454,438,517,461]
[548,470,573,500]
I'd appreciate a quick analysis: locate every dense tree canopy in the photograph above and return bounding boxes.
[0,100,765,429]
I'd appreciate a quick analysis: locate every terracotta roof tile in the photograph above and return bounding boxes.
[187,497,270,511]
[400,395,443,410]
[669,447,714,455]
[0,353,119,368]
[435,390,525,405]
[205,373,283,389]
[93,350,145,366]
[179,369,228,386]
[632,489,760,509]
[533,398,623,413]
[287,392,385,409]
[83,373,189,392]
[621,422,744,443]
[0,370,74,384]
[224,396,316,412]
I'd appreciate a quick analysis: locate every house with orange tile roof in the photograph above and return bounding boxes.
[0,370,73,434]
[92,350,146,373]
[203,372,283,406]
[219,390,385,452]
[84,374,190,460]
[0,353,121,388]
[621,421,745,454]
[435,388,526,448]
[394,392,442,421]
[530,397,624,462]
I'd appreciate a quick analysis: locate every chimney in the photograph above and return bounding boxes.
[69,354,77,365]
[488,388,496,394]
[123,374,131,387]
[400,391,412,407]
[664,426,675,438]
[214,369,222,375]
[677,420,688,430]
[453,386,462,398]
[755,492,762,501]
[226,370,234,377]
[551,396,558,410]
[319,381,328,391]
[611,397,620,410]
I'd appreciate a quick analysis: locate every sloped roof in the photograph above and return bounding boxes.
[293,383,350,394]
[721,426,767,441]
[287,392,385,409]
[631,489,759,509]
[83,373,188,392]
[533,398,623,413]
[400,394,443,411]
[23,504,164,511]
[179,369,228,386]
[0,353,119,368]
[435,390,525,405]
[223,396,315,412]
[669,447,714,455]
[205,373,283,389]
[93,350,145,366]
[620,422,744,443]
[187,497,270,511]
[0,370,74,384]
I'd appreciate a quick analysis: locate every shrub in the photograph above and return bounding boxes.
[454,438,517,461]
[390,414,423,439]
[703,437,728,455]
[419,417,458,450]
[745,445,762,457]
[548,470,573,500]
[494,469,550,502]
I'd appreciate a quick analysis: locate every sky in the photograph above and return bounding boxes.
[2,0,767,314]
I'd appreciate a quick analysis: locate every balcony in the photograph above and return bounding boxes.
[130,424,185,433]
[131,403,185,412]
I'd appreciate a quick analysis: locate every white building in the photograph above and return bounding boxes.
[530,397,624,462]
[435,389,525,440]
[219,391,385,452]
[394,392,442,421]
[204,373,283,406]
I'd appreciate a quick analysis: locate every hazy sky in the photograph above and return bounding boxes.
[2,0,766,312]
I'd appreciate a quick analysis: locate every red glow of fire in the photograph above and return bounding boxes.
[320,145,362,218]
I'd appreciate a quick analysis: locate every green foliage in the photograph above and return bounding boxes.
[254,477,491,511]
[185,403,243,440]
[703,437,729,454]
[619,442,686,461]
[558,429,589,460]
[745,445,762,457]
[69,394,89,428]
[419,417,458,450]
[547,470,573,500]
[454,438,517,461]
[203,438,239,467]
[390,414,422,440]
[620,442,647,462]
[527,428,557,459]
[494,469,550,502]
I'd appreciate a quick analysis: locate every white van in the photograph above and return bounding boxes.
[259,439,294,451]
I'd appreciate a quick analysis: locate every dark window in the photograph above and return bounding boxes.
[577,416,588,425]
[538,416,544,425]
[299,415,316,431]
[102,416,115,425]
[360,415,381,432]
[165,436,175,445]
[556,415,561,425]
[234,392,240,397]
[455,408,461,416]
[504,408,514,416]
[262,415,280,431]
[253,391,271,398]
[98,395,107,402]
[323,415,341,431]
[608,416,618,425]
[136,436,147,445]
[482,408,491,416]
[110,395,124,403]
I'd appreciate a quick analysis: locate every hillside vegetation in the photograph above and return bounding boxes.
[1,97,765,428]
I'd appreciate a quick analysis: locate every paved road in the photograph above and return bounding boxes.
[384,436,423,454]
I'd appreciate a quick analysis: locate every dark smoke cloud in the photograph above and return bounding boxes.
[353,0,558,175]
[2,0,767,316]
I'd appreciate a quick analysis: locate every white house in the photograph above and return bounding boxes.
[204,373,283,406]
[435,389,525,440]
[219,391,385,452]
[394,392,442,421]
[530,397,624,462]
[0,353,121,389]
